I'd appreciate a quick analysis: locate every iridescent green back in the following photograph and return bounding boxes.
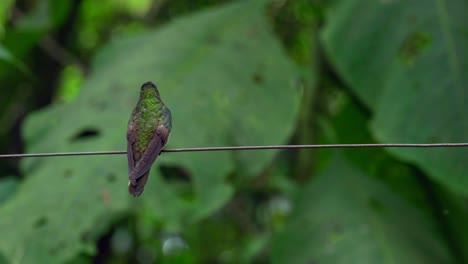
[132,88,164,153]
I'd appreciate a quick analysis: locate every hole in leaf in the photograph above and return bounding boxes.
[107,174,117,183]
[160,165,193,201]
[34,217,48,228]
[71,128,100,141]
[251,189,271,204]
[63,169,73,178]
[252,72,264,84]
[159,165,191,183]
[94,226,115,261]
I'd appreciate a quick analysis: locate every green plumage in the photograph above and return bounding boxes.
[127,82,172,196]
[132,89,163,153]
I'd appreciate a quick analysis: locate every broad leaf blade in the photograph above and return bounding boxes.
[0,0,301,262]
[322,0,468,195]
[0,44,30,75]
[271,154,455,264]
[0,176,18,205]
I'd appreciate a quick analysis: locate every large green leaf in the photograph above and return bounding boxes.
[0,176,18,205]
[0,0,73,79]
[271,153,455,264]
[322,1,468,194]
[0,0,301,262]
[15,0,73,31]
[0,0,14,37]
[0,44,29,75]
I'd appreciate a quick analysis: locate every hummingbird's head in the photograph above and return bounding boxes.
[140,81,161,99]
[141,81,156,89]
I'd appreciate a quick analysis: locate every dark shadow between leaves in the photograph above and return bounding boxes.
[159,165,194,201]
[70,128,100,142]
[107,173,117,183]
[159,165,191,183]
[63,169,73,178]
[252,72,264,84]
[34,216,48,228]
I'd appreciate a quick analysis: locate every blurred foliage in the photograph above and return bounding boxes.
[0,0,467,263]
[272,154,454,264]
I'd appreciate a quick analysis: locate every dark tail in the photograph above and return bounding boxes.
[128,169,150,197]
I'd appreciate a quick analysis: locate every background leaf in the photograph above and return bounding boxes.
[0,1,301,262]
[322,0,468,195]
[0,176,18,205]
[271,153,455,264]
[0,44,30,75]
[1,0,466,263]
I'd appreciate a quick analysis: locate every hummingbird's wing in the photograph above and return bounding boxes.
[157,123,170,146]
[128,124,170,183]
[127,127,136,174]
[126,107,139,174]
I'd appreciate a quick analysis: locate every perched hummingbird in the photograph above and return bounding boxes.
[127,82,172,197]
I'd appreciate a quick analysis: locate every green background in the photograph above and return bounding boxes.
[0,0,467,263]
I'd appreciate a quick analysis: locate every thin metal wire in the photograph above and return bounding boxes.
[0,143,467,158]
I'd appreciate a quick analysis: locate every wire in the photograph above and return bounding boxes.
[0,143,467,158]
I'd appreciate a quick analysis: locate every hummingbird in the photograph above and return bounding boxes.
[127,82,172,197]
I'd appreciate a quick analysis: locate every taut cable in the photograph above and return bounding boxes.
[0,143,467,158]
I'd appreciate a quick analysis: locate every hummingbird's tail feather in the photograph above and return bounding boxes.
[128,170,150,197]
